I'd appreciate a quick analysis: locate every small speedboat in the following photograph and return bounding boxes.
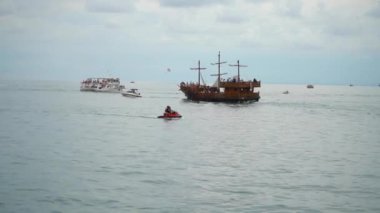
[157,111,182,119]
[282,90,289,94]
[307,84,314,89]
[121,88,141,97]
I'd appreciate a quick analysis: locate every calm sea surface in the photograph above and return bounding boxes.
[0,80,379,212]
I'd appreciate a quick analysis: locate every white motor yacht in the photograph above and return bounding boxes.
[121,88,141,97]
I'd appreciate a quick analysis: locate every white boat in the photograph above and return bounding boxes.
[80,78,98,91]
[80,78,125,93]
[121,88,141,97]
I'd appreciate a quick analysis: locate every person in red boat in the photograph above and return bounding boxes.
[165,105,172,114]
[164,106,180,116]
[158,106,181,118]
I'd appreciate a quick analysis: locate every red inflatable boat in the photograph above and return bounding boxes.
[157,112,182,119]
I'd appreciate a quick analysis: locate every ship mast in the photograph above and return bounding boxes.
[190,60,206,86]
[229,60,247,82]
[211,51,227,89]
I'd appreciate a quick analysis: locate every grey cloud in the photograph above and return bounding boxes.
[325,26,358,37]
[217,13,248,24]
[159,0,229,8]
[280,0,302,18]
[0,0,13,16]
[0,0,66,17]
[367,3,380,18]
[245,0,271,4]
[86,0,135,13]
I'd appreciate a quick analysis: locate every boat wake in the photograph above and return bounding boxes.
[125,115,157,119]
[90,112,157,119]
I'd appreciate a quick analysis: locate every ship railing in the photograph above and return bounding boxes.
[219,80,260,88]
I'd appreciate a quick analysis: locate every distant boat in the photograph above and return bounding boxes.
[282,90,289,94]
[349,84,354,87]
[130,81,135,83]
[307,84,314,89]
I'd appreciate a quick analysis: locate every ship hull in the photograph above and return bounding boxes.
[182,93,260,102]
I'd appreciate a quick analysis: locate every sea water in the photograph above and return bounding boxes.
[0,80,379,212]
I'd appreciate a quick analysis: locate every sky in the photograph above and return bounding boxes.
[0,0,380,85]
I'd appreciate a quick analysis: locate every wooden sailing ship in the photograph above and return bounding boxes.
[180,52,261,102]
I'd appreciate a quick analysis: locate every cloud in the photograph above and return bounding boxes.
[0,0,379,84]
[0,0,13,16]
[277,0,302,17]
[324,25,359,37]
[159,0,229,8]
[86,0,135,13]
[1,0,380,55]
[217,12,248,24]
[131,0,380,53]
[367,1,380,17]
[0,0,71,18]
[245,0,271,4]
